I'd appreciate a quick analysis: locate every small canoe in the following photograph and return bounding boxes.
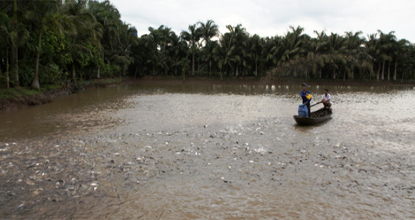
[293,108,333,126]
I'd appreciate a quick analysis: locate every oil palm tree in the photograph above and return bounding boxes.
[88,0,120,78]
[344,31,364,79]
[199,20,219,44]
[215,32,237,80]
[181,24,201,76]
[226,24,248,76]
[249,34,263,76]
[0,12,28,88]
[24,0,63,90]
[393,39,409,81]
[204,40,219,76]
[62,0,103,86]
[144,26,162,75]
[199,20,219,76]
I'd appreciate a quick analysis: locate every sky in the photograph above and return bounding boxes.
[111,0,415,42]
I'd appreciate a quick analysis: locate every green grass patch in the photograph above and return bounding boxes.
[0,85,63,101]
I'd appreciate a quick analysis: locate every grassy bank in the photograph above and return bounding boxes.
[0,78,124,101]
[0,78,124,112]
[0,85,62,101]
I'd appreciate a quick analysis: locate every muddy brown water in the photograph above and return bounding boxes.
[0,81,414,219]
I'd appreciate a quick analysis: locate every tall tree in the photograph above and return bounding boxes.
[24,0,62,90]
[393,39,409,81]
[181,24,201,76]
[62,0,103,86]
[199,20,219,76]
[248,34,263,76]
[0,12,28,88]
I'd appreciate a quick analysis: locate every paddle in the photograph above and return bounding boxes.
[310,102,321,107]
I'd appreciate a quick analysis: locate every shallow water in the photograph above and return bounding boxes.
[0,82,414,219]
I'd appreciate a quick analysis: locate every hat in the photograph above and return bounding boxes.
[302,83,307,87]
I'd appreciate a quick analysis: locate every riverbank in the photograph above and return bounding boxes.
[1,76,414,112]
[140,75,415,87]
[0,78,123,112]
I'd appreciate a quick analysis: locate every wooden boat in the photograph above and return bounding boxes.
[293,108,333,126]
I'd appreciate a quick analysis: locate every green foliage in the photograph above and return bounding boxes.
[1,0,415,90]
[0,87,43,100]
[0,0,136,89]
[39,63,64,85]
[98,63,120,78]
[41,29,72,67]
[18,61,34,86]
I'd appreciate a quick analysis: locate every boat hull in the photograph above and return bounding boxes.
[293,108,332,126]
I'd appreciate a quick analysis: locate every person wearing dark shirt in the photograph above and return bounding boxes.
[300,83,312,117]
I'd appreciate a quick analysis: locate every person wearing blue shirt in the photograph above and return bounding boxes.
[300,83,312,117]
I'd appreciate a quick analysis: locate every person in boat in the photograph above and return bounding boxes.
[300,83,312,117]
[320,88,331,109]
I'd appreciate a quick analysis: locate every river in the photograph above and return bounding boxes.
[0,81,414,219]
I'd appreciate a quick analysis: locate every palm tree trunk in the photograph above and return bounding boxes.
[377,62,380,81]
[236,64,239,76]
[197,58,200,75]
[11,47,18,87]
[370,63,374,79]
[72,62,76,86]
[31,51,40,90]
[134,66,138,79]
[12,0,18,87]
[192,53,195,76]
[209,60,212,76]
[393,60,397,81]
[343,70,346,81]
[319,70,322,79]
[220,68,223,81]
[15,49,18,86]
[381,61,385,80]
[97,66,100,78]
[6,48,10,89]
[255,59,258,77]
[31,33,42,90]
[387,60,391,80]
[294,67,297,77]
[72,62,77,86]
[305,68,308,80]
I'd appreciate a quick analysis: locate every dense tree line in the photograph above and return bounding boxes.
[1,1,415,90]
[131,23,415,81]
[0,0,137,89]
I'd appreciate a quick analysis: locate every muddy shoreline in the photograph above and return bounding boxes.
[140,75,415,87]
[0,80,122,112]
[0,88,72,112]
